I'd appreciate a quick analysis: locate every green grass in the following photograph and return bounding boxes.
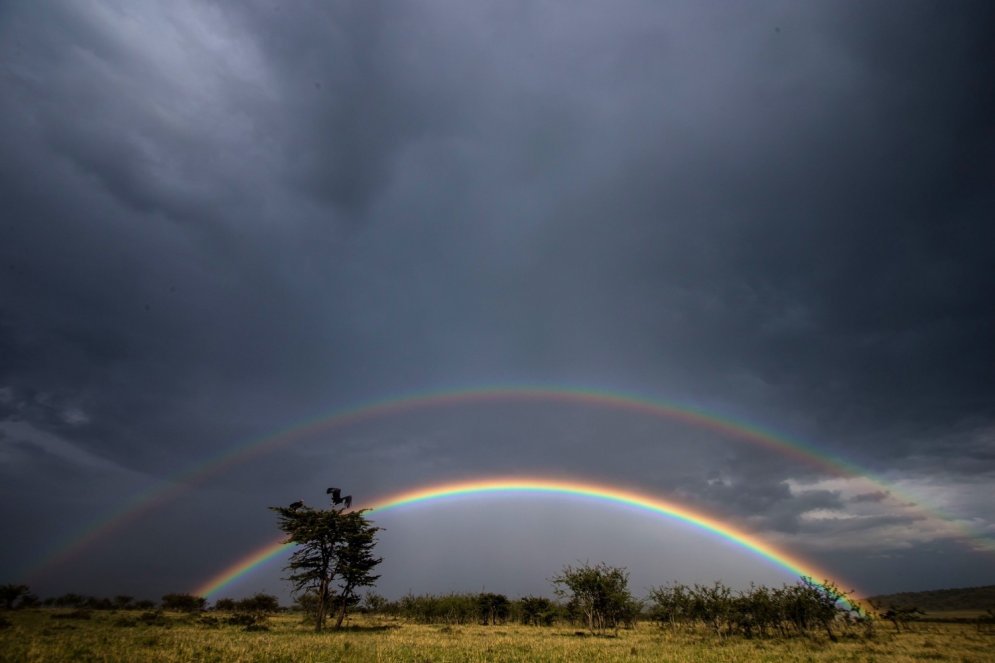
[1,610,993,662]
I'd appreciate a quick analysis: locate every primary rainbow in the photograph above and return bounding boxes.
[192,477,858,607]
[26,384,989,580]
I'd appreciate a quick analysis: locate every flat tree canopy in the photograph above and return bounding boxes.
[269,502,382,631]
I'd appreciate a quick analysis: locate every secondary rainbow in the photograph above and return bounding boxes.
[192,477,859,608]
[28,384,990,581]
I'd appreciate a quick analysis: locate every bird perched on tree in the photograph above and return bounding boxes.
[326,487,352,508]
[289,500,304,510]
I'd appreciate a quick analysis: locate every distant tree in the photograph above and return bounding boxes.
[214,598,237,611]
[477,593,510,625]
[53,593,86,608]
[551,562,636,633]
[236,593,280,614]
[113,595,134,610]
[518,596,557,626]
[647,578,860,639]
[161,593,207,613]
[270,499,382,631]
[86,596,114,610]
[134,599,156,610]
[293,591,319,615]
[18,593,39,609]
[794,577,850,641]
[362,592,388,614]
[0,584,31,610]
[396,592,480,624]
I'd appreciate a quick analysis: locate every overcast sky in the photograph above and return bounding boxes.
[2,0,993,603]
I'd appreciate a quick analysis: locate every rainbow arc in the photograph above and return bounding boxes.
[192,477,859,607]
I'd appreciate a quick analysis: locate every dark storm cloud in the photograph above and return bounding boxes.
[715,3,995,442]
[674,474,844,534]
[230,3,453,213]
[0,1,355,467]
[1,0,993,597]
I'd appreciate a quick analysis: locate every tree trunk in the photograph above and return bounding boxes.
[334,602,347,629]
[314,580,329,632]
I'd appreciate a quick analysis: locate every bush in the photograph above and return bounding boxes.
[226,612,259,626]
[0,584,31,610]
[197,615,220,627]
[214,598,237,611]
[236,593,280,614]
[396,593,480,625]
[552,562,637,633]
[138,611,169,626]
[647,578,860,640]
[477,593,510,625]
[518,596,558,626]
[362,592,389,614]
[52,593,87,608]
[161,593,206,613]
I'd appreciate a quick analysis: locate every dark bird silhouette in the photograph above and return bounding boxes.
[326,487,341,502]
[289,500,303,510]
[342,495,352,509]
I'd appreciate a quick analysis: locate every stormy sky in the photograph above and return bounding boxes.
[1,1,993,602]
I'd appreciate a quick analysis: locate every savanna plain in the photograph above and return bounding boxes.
[2,610,993,663]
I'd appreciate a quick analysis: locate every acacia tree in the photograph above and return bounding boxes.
[270,501,382,631]
[477,592,510,625]
[551,562,637,633]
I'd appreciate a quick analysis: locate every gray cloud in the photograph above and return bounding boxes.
[850,491,890,504]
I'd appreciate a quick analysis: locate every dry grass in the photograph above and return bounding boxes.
[1,610,993,662]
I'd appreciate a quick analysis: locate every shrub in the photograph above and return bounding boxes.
[551,562,636,633]
[161,593,206,613]
[518,596,558,626]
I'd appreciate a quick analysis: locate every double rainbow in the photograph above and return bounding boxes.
[26,385,989,586]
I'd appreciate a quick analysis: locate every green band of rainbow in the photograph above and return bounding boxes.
[191,477,860,609]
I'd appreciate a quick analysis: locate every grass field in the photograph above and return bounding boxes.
[2,610,993,663]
